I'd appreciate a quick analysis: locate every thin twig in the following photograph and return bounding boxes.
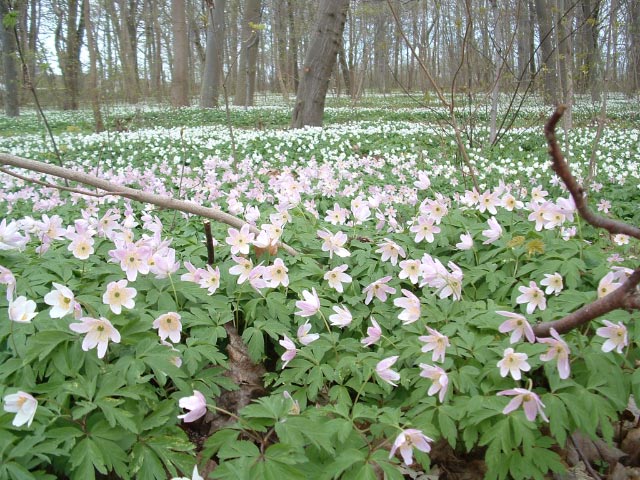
[0,167,116,198]
[569,434,603,480]
[204,221,215,265]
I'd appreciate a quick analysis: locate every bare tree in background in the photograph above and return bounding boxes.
[172,0,190,106]
[234,0,261,106]
[83,0,103,131]
[200,0,226,108]
[0,0,20,116]
[291,0,349,128]
[53,0,85,110]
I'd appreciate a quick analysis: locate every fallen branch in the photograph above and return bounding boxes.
[532,106,640,337]
[0,152,298,257]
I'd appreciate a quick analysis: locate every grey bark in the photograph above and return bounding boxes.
[171,0,189,106]
[291,0,349,128]
[630,0,640,93]
[0,0,19,116]
[83,0,103,131]
[200,0,226,108]
[534,0,558,104]
[234,0,261,106]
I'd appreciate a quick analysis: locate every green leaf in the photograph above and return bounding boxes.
[5,462,36,480]
[217,440,260,461]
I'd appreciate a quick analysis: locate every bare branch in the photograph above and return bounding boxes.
[544,106,640,240]
[0,153,299,257]
[532,269,640,336]
[532,107,640,337]
[0,168,113,198]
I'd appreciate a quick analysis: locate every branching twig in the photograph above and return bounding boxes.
[544,106,640,240]
[0,167,112,198]
[0,153,299,257]
[532,106,640,337]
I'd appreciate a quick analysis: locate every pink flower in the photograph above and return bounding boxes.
[537,328,570,379]
[279,335,297,368]
[389,429,432,465]
[481,216,502,244]
[516,281,546,314]
[409,216,440,243]
[110,241,151,281]
[498,388,548,422]
[69,316,121,359]
[297,321,319,345]
[497,348,530,380]
[198,265,221,295]
[3,391,38,427]
[317,229,350,259]
[361,317,382,347]
[398,259,422,284]
[324,264,352,293]
[0,265,16,300]
[153,312,182,343]
[363,276,396,305]
[295,288,320,317]
[477,190,500,215]
[419,327,449,363]
[455,232,474,251]
[597,272,621,298]
[247,265,268,292]
[264,258,289,288]
[329,305,352,328]
[419,364,448,402]
[177,390,207,423]
[376,356,400,386]
[103,279,137,315]
[596,320,628,354]
[376,238,406,266]
[225,224,255,255]
[0,218,29,251]
[393,289,421,325]
[497,310,535,344]
[181,261,207,284]
[229,255,253,284]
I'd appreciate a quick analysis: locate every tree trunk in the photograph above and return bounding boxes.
[272,0,290,100]
[200,0,226,108]
[373,0,387,93]
[287,0,299,92]
[0,0,19,116]
[234,0,261,106]
[55,0,85,110]
[291,0,349,128]
[630,0,640,93]
[580,0,601,101]
[83,0,103,131]
[534,0,558,104]
[171,0,189,106]
[516,0,530,87]
[489,0,504,144]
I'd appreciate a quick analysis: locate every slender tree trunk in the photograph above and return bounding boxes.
[291,0,349,128]
[200,0,226,108]
[287,0,298,92]
[630,0,640,93]
[171,0,189,106]
[272,0,290,100]
[534,0,558,104]
[489,0,504,144]
[581,0,601,101]
[83,0,103,131]
[234,0,261,106]
[373,0,387,93]
[516,0,530,87]
[0,0,19,116]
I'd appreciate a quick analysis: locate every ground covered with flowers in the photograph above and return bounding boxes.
[0,97,639,479]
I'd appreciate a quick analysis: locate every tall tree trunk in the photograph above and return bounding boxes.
[272,0,290,100]
[287,0,298,92]
[373,0,387,93]
[83,0,103,131]
[0,0,19,116]
[291,0,349,128]
[630,0,640,93]
[580,0,601,101]
[516,0,530,87]
[338,43,351,97]
[200,0,225,108]
[489,0,504,144]
[234,0,261,106]
[534,0,558,104]
[555,0,573,129]
[55,0,85,111]
[171,0,189,106]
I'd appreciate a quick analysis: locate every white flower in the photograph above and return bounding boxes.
[8,296,38,323]
[497,348,530,380]
[69,317,121,359]
[3,391,38,427]
[516,281,546,314]
[324,264,352,293]
[540,273,563,295]
[297,320,319,345]
[153,312,182,343]
[455,232,474,250]
[44,283,76,318]
[103,279,137,315]
[328,305,352,328]
[481,216,502,244]
[596,320,628,354]
[389,429,432,465]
